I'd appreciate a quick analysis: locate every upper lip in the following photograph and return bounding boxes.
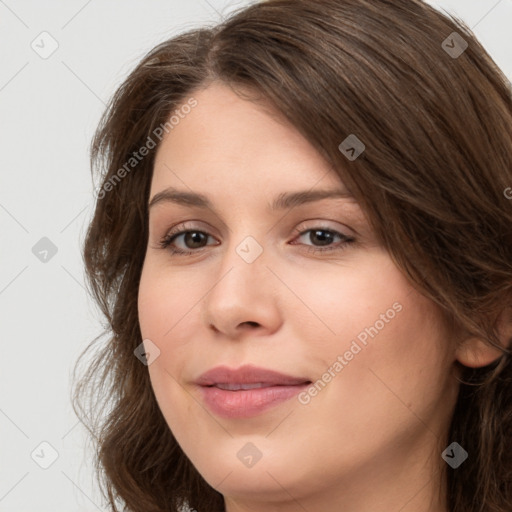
[195,364,311,387]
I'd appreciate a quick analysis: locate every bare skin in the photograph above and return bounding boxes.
[137,81,503,512]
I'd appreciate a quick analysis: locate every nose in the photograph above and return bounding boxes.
[201,240,283,339]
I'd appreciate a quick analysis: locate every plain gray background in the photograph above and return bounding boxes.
[1,1,511,511]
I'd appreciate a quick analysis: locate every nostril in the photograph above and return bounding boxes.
[242,321,259,328]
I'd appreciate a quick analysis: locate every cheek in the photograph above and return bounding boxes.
[293,252,454,424]
[137,269,194,438]
[322,280,453,442]
[279,250,414,356]
[137,263,209,416]
[137,262,203,344]
[330,264,451,391]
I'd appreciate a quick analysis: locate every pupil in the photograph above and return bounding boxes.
[186,232,206,248]
[313,230,332,246]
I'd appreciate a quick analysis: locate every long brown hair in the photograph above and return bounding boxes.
[72,0,512,510]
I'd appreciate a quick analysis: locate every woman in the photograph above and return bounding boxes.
[72,0,512,511]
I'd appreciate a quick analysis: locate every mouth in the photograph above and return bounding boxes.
[195,364,311,387]
[195,365,312,418]
[210,382,301,391]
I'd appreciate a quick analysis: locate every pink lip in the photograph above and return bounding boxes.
[195,365,311,418]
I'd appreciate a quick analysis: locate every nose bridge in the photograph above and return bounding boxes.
[215,211,270,275]
[211,231,269,301]
[201,229,281,335]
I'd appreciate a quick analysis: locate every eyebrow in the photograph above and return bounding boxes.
[148,187,353,212]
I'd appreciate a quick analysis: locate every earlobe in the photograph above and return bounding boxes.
[456,307,512,368]
[455,337,506,368]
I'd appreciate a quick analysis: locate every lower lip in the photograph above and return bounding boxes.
[198,384,310,418]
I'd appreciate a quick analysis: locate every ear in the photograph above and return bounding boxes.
[455,309,512,368]
[455,337,506,368]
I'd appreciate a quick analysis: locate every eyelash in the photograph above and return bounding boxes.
[158,223,355,257]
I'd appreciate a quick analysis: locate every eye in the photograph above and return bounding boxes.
[158,226,217,255]
[291,226,355,254]
[158,223,355,256]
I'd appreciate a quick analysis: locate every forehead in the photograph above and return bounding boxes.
[152,81,347,197]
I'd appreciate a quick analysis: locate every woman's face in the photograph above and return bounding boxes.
[138,81,459,510]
